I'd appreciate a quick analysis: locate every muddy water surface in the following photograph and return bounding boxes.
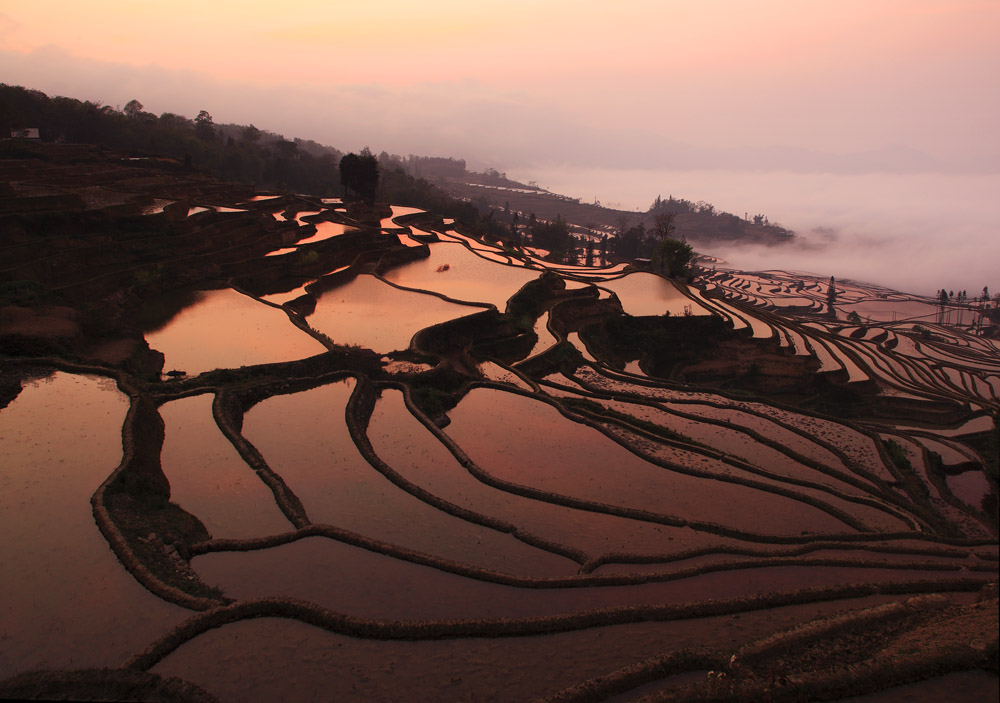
[445,389,853,537]
[380,205,425,229]
[477,362,533,391]
[944,470,991,509]
[193,536,958,623]
[382,241,540,309]
[144,288,326,375]
[0,373,185,677]
[600,273,708,317]
[525,310,557,358]
[153,598,895,703]
[832,670,999,703]
[293,221,358,246]
[600,398,865,495]
[242,383,571,574]
[367,390,742,559]
[307,275,483,352]
[159,393,292,540]
[841,299,941,324]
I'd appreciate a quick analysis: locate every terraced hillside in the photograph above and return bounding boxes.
[437,176,794,247]
[1,150,997,702]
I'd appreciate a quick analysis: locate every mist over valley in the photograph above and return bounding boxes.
[1,2,998,701]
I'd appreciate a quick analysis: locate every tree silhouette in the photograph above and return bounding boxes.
[530,214,571,257]
[194,110,215,140]
[656,237,694,278]
[241,124,262,144]
[937,289,949,324]
[654,211,677,243]
[339,149,379,203]
[650,211,690,276]
[123,99,144,119]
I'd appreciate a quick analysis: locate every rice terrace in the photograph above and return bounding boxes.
[1,134,997,702]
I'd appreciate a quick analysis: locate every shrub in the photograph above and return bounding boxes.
[0,279,51,305]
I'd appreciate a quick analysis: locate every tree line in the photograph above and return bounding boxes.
[0,84,507,237]
[1,83,694,275]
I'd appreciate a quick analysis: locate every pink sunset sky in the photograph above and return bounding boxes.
[3,1,999,294]
[1,0,997,172]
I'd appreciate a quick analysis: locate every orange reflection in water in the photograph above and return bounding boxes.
[599,272,709,317]
[144,289,327,376]
[160,393,293,540]
[306,274,483,353]
[294,221,358,246]
[0,372,185,677]
[382,242,540,309]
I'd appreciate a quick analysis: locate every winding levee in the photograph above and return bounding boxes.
[2,182,995,702]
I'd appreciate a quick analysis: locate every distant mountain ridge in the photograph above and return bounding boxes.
[1,82,792,249]
[406,161,794,248]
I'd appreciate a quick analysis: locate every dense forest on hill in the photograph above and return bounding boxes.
[2,84,794,256]
[365,151,796,252]
[0,84,510,239]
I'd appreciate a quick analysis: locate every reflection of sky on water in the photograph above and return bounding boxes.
[0,373,185,677]
[307,274,483,352]
[144,289,326,375]
[382,241,540,309]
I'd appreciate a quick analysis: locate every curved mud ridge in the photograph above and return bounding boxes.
[2,182,996,701]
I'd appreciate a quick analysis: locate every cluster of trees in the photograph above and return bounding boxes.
[650,194,698,215]
[600,210,693,277]
[648,195,791,239]
[936,287,995,306]
[649,212,693,278]
[403,155,467,179]
[339,149,379,203]
[0,84,518,239]
[1,86,348,195]
[507,208,691,275]
[1,84,741,277]
[528,214,572,255]
[935,287,999,328]
[569,235,610,267]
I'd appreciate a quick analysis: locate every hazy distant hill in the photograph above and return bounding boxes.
[364,152,794,248]
[1,83,793,250]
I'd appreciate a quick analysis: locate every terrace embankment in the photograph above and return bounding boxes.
[2,139,995,702]
[95,389,229,609]
[579,313,819,394]
[0,143,409,381]
[539,591,997,702]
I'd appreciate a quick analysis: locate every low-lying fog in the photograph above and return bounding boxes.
[516,166,999,298]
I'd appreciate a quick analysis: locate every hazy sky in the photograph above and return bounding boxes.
[2,0,997,172]
[3,1,998,294]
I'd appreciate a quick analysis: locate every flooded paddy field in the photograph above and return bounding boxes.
[598,272,710,317]
[381,239,541,309]
[1,184,995,701]
[159,394,292,540]
[305,274,485,353]
[143,288,327,376]
[0,374,187,678]
[151,595,913,703]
